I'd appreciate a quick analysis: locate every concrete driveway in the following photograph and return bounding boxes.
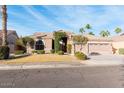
[84,54,124,65]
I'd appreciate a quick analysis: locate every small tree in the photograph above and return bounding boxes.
[73,35,88,53]
[22,36,34,48]
[53,31,67,52]
[15,38,26,52]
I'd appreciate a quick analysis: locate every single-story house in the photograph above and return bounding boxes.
[0,30,19,53]
[27,30,124,55]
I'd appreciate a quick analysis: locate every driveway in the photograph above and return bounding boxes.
[84,54,124,65]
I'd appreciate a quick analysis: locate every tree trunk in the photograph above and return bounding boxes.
[2,5,7,46]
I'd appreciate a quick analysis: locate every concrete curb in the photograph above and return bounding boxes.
[0,62,123,70]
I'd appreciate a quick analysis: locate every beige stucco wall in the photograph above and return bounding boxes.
[43,38,52,52]
[112,41,124,54]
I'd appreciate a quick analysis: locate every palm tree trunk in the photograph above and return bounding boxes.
[2,5,7,46]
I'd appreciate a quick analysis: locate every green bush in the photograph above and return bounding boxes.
[57,51,64,55]
[37,50,45,54]
[15,50,25,55]
[75,52,87,60]
[32,50,37,54]
[67,44,72,54]
[50,49,55,54]
[118,48,124,55]
[0,46,10,60]
[53,31,67,52]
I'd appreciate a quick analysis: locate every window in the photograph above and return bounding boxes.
[35,40,44,50]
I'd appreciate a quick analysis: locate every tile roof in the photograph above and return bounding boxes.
[32,30,74,39]
[85,35,113,42]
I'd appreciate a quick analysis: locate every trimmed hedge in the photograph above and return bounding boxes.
[50,49,55,54]
[57,51,64,55]
[32,50,45,54]
[118,48,124,55]
[32,50,37,54]
[37,50,45,54]
[0,46,10,60]
[75,52,87,60]
[15,50,25,55]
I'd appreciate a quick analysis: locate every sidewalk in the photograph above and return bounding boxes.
[0,60,123,70]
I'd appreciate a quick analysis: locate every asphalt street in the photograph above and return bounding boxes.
[0,65,124,88]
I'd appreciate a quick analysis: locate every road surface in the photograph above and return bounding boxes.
[0,65,124,88]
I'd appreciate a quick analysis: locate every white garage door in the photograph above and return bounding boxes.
[88,43,112,54]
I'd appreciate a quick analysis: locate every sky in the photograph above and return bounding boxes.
[0,5,124,36]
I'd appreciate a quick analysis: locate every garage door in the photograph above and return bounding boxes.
[88,43,112,54]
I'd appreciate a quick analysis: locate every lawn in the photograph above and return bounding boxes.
[1,54,80,64]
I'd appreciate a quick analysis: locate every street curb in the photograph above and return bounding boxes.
[0,62,123,70]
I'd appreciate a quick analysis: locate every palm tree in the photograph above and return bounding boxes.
[100,30,110,37]
[1,5,7,46]
[85,24,92,34]
[88,32,95,35]
[79,24,92,35]
[85,24,92,29]
[79,27,85,35]
[115,27,122,34]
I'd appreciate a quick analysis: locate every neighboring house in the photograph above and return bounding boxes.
[112,33,124,54]
[0,30,19,53]
[27,30,124,55]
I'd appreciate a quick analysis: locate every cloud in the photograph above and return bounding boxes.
[1,5,124,36]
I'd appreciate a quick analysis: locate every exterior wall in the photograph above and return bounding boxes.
[75,44,88,54]
[112,41,124,54]
[43,38,52,53]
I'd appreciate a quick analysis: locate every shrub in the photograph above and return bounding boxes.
[15,50,25,55]
[15,39,26,52]
[57,51,64,55]
[22,36,34,47]
[32,50,37,54]
[37,50,45,54]
[118,48,124,55]
[89,52,101,56]
[75,52,87,60]
[67,44,72,54]
[53,31,67,52]
[0,46,10,60]
[50,49,55,54]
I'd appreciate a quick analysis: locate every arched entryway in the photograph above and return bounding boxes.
[61,37,67,52]
[35,40,44,50]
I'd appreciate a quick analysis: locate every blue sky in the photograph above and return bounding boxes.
[0,5,124,36]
